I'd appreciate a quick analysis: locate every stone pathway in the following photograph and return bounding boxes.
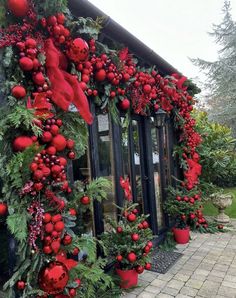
[123,226,236,298]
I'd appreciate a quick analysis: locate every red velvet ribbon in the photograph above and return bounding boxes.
[44,39,93,124]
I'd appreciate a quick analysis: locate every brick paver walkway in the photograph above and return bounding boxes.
[123,224,236,298]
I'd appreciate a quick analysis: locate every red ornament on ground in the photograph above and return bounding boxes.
[0,203,8,216]
[13,136,33,152]
[12,85,26,99]
[7,0,29,17]
[38,261,69,294]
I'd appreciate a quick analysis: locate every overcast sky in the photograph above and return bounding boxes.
[88,0,236,82]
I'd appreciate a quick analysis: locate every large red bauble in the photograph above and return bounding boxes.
[12,85,26,99]
[67,38,89,63]
[127,252,137,263]
[51,135,67,151]
[38,261,69,294]
[119,99,130,110]
[19,57,33,71]
[13,136,33,152]
[7,0,29,17]
[0,203,8,216]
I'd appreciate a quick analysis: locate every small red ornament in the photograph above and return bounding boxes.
[33,170,44,181]
[75,278,81,287]
[46,146,57,155]
[51,214,62,223]
[19,57,33,71]
[72,247,79,255]
[0,203,8,216]
[135,265,144,274]
[33,72,45,86]
[145,263,151,270]
[12,85,26,99]
[116,255,123,262]
[69,288,76,297]
[119,99,130,110]
[69,208,77,216]
[16,280,26,290]
[95,69,106,82]
[43,213,52,223]
[7,0,29,17]
[67,38,89,62]
[51,135,67,151]
[142,221,149,229]
[80,196,90,205]
[63,234,72,245]
[59,157,67,166]
[144,245,150,253]
[25,38,37,49]
[43,245,52,254]
[45,222,54,234]
[66,139,75,149]
[13,136,33,152]
[127,213,136,222]
[42,131,53,143]
[67,151,75,160]
[131,233,139,241]
[38,261,69,294]
[127,252,137,263]
[54,221,65,232]
[147,241,153,248]
[116,227,123,233]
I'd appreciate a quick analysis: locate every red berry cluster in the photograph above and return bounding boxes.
[176,194,200,204]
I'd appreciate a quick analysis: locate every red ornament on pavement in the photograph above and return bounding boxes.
[38,261,69,294]
[7,0,29,17]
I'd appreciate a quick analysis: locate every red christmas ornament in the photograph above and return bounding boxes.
[80,196,90,205]
[25,38,37,49]
[145,263,151,270]
[127,252,137,263]
[43,213,52,223]
[46,146,57,155]
[7,0,29,17]
[59,157,67,166]
[38,261,69,294]
[142,221,149,229]
[116,255,123,262]
[51,135,67,151]
[131,233,139,241]
[95,69,106,82]
[72,247,79,255]
[50,125,59,136]
[66,139,75,149]
[13,136,33,152]
[43,245,52,255]
[69,208,77,216]
[63,234,72,245]
[42,131,53,143]
[51,214,62,223]
[54,221,65,232]
[45,223,54,234]
[127,213,136,222]
[69,288,76,297]
[116,227,123,233]
[12,85,26,99]
[0,203,8,216]
[33,72,45,86]
[135,265,144,274]
[19,57,34,71]
[16,280,26,290]
[67,38,89,63]
[119,99,130,110]
[67,151,75,160]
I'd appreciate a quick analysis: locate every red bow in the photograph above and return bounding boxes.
[44,38,93,124]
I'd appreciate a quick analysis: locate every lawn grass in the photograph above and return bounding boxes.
[203,187,236,218]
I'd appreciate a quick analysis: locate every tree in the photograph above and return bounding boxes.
[192,1,236,136]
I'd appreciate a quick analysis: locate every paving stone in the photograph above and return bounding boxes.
[180,286,198,297]
[157,273,174,282]
[174,273,190,282]
[185,279,204,289]
[197,263,214,270]
[167,279,184,290]
[194,269,210,276]
[191,273,207,281]
[224,274,236,282]
[207,274,223,283]
[175,295,192,298]
[161,286,180,296]
[209,270,226,278]
[150,279,167,289]
[227,268,236,276]
[213,264,229,272]
[222,280,236,289]
[197,280,220,297]
[122,293,137,298]
[137,291,156,298]
[145,285,161,294]
[217,285,236,297]
[155,294,174,298]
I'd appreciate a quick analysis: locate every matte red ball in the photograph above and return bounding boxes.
[51,165,61,175]
[7,0,29,17]
[25,38,37,49]
[13,136,33,152]
[50,125,59,136]
[43,213,52,223]
[33,72,45,85]
[42,131,52,143]
[12,85,26,99]
[54,221,65,232]
[145,263,151,270]
[33,170,44,180]
[0,203,8,216]
[67,151,75,159]
[43,245,52,254]
[66,139,75,149]
[45,223,54,234]
[59,157,67,166]
[120,98,130,110]
[19,57,33,71]
[46,146,57,155]
[69,208,77,216]
[42,166,51,177]
[51,135,67,151]
[95,69,106,81]
[131,233,139,241]
[63,234,72,245]
[127,252,137,263]
[116,255,123,262]
[38,261,69,294]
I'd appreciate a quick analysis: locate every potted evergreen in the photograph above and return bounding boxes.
[101,177,153,289]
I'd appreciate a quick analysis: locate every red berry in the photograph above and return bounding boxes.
[143,84,152,94]
[80,196,90,205]
[42,131,52,143]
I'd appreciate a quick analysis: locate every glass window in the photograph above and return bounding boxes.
[150,118,165,230]
[97,114,116,230]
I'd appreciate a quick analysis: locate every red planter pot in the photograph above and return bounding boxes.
[173,227,190,244]
[116,268,138,289]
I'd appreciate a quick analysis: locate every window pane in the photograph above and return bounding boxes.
[97,114,116,230]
